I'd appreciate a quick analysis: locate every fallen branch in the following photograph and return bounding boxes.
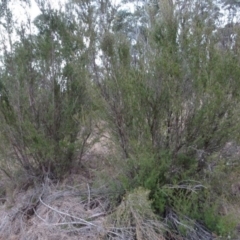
[39,197,97,227]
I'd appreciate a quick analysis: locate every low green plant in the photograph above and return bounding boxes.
[216,215,237,238]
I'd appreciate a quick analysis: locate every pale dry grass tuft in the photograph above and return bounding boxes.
[0,178,110,239]
[106,187,166,240]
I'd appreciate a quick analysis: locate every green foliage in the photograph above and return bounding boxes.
[98,2,240,230]
[99,2,239,164]
[101,32,115,57]
[155,185,237,237]
[1,0,240,237]
[216,215,237,237]
[0,6,92,179]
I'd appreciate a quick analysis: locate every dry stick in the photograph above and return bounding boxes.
[36,199,123,238]
[34,207,94,228]
[34,209,48,224]
[163,184,205,193]
[39,198,106,224]
[87,183,91,211]
[88,212,106,219]
[39,197,97,227]
[78,131,91,163]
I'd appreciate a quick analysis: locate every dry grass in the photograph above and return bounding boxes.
[0,178,109,240]
[0,179,168,240]
[106,187,167,240]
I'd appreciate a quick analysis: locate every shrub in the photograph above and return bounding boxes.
[0,8,92,179]
[106,187,166,240]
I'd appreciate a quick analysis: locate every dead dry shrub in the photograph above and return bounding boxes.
[0,178,113,240]
[106,187,166,240]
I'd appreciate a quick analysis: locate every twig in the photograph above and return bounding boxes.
[35,200,123,238]
[41,221,94,227]
[34,208,48,224]
[163,182,206,193]
[87,183,90,211]
[39,197,97,227]
[88,212,106,219]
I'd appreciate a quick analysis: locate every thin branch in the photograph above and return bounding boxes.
[39,197,97,227]
[87,183,91,211]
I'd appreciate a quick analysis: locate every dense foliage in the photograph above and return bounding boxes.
[1,0,240,238]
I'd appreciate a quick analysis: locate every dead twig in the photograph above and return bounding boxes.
[87,183,91,211]
[39,197,97,227]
